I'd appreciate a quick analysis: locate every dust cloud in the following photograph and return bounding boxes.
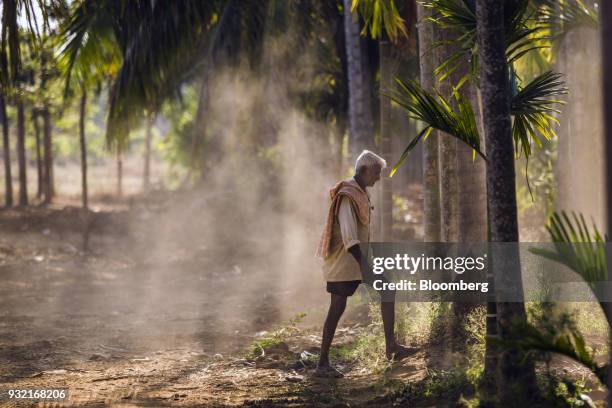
[0,23,351,375]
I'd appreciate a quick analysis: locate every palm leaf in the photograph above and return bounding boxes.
[537,0,598,39]
[510,71,567,157]
[530,211,607,288]
[498,319,607,386]
[424,0,549,81]
[352,0,408,42]
[387,77,484,175]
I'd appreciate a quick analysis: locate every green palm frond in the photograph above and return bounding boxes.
[530,211,607,287]
[537,0,598,38]
[57,0,122,93]
[389,70,565,174]
[352,0,408,42]
[425,0,549,81]
[511,71,567,157]
[107,0,219,148]
[388,77,484,176]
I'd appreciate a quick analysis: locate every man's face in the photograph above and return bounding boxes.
[362,164,382,187]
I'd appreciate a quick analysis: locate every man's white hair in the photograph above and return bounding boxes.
[355,150,387,173]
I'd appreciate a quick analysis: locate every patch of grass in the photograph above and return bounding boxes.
[246,312,307,359]
[391,368,477,406]
[247,337,286,359]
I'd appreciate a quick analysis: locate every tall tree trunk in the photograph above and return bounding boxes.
[0,94,12,207]
[600,0,612,405]
[417,4,441,242]
[477,0,536,403]
[143,111,154,193]
[465,85,498,392]
[32,109,43,199]
[42,106,54,204]
[438,28,459,243]
[16,99,27,206]
[556,27,603,228]
[79,89,88,209]
[117,148,123,197]
[343,0,374,159]
[379,37,397,241]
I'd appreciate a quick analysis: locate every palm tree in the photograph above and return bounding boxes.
[476,0,536,403]
[437,27,459,243]
[343,0,375,158]
[143,110,156,193]
[2,0,28,206]
[41,105,55,204]
[79,89,88,209]
[549,1,603,230]
[16,100,27,206]
[42,106,53,204]
[0,94,12,207]
[354,0,409,241]
[416,4,441,242]
[32,109,43,199]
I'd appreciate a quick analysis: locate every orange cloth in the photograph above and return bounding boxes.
[316,178,370,259]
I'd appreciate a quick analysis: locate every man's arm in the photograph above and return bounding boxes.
[338,197,368,274]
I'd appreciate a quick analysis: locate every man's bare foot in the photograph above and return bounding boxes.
[314,364,344,378]
[386,344,418,361]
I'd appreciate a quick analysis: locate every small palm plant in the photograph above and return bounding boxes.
[512,212,610,386]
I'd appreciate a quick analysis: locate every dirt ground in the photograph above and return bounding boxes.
[1,190,606,407]
[0,190,436,408]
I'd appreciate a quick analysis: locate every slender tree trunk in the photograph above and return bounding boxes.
[600,0,612,405]
[32,109,43,199]
[556,27,603,228]
[195,65,212,181]
[16,99,27,206]
[343,0,374,158]
[417,4,441,242]
[477,0,536,403]
[468,86,498,393]
[379,36,397,241]
[42,107,53,204]
[0,94,12,207]
[79,89,88,209]
[449,60,488,353]
[143,111,154,193]
[117,148,123,197]
[438,27,459,243]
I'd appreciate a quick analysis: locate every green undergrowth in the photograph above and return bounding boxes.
[246,312,306,359]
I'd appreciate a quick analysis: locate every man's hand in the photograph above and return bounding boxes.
[348,244,369,276]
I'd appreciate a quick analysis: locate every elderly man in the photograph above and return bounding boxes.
[315,150,412,377]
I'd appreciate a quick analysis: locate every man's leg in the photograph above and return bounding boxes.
[381,293,415,360]
[381,299,398,358]
[318,293,347,368]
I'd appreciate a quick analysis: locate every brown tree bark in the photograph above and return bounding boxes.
[79,89,88,209]
[143,111,155,193]
[16,99,27,206]
[477,0,536,403]
[32,109,43,199]
[117,148,123,197]
[0,94,12,207]
[343,0,374,159]
[42,106,54,204]
[379,36,398,241]
[417,4,441,242]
